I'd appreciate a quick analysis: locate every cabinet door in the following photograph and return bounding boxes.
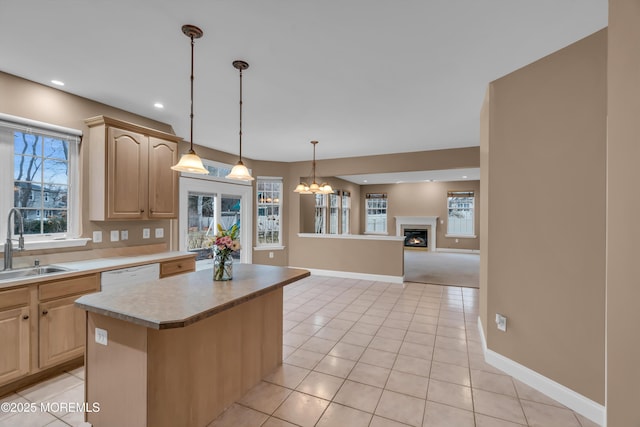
[107,127,148,219]
[0,306,30,384]
[39,296,86,369]
[148,136,178,218]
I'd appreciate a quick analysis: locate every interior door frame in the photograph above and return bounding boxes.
[178,176,253,264]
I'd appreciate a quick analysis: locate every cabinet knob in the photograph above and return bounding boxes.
[22,314,29,320]
[140,209,145,213]
[42,310,48,316]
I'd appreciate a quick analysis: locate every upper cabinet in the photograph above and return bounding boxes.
[85,116,182,220]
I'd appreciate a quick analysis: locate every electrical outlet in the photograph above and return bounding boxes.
[143,228,150,239]
[496,313,507,332]
[95,328,108,345]
[269,251,274,259]
[92,231,102,243]
[110,230,119,242]
[121,230,128,241]
[155,227,164,238]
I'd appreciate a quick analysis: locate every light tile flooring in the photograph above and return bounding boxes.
[0,276,600,427]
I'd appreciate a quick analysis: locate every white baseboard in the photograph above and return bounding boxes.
[477,317,605,427]
[434,248,480,254]
[291,267,404,284]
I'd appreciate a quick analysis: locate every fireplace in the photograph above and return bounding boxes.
[395,216,438,250]
[403,228,428,248]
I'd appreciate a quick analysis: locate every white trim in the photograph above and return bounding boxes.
[253,246,285,251]
[1,238,90,252]
[395,216,438,249]
[477,317,605,426]
[178,177,253,264]
[292,267,404,284]
[0,113,82,137]
[433,248,480,254]
[445,234,477,239]
[298,233,403,241]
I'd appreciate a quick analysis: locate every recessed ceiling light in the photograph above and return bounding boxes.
[51,80,64,86]
[154,102,164,109]
[462,175,468,179]
[363,179,368,183]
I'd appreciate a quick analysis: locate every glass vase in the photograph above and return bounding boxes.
[213,251,233,281]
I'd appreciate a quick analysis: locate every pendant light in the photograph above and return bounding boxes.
[171,24,209,174]
[294,141,333,194]
[226,60,254,181]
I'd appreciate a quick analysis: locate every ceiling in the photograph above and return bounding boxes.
[338,168,480,185]
[0,1,606,164]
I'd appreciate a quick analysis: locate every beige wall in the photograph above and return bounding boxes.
[483,30,607,403]
[606,1,640,424]
[287,147,479,274]
[0,71,176,265]
[298,176,361,234]
[360,181,480,251]
[479,87,490,336]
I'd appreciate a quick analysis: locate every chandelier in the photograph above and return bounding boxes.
[294,141,333,194]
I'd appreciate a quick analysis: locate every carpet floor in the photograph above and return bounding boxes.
[404,250,480,288]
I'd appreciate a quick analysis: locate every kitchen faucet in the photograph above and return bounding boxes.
[4,208,25,270]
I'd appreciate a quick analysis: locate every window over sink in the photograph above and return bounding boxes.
[0,113,82,246]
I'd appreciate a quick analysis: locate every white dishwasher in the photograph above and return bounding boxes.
[100,263,160,289]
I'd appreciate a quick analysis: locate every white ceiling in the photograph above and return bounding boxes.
[338,168,480,185]
[0,1,606,163]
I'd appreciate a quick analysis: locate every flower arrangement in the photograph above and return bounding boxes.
[204,223,240,280]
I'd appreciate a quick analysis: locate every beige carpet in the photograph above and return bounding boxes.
[404,250,480,288]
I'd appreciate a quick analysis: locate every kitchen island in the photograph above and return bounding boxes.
[75,264,310,427]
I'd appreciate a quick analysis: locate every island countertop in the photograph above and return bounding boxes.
[75,264,310,330]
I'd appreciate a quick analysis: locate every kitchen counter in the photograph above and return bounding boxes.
[80,264,310,427]
[75,264,310,329]
[0,251,195,290]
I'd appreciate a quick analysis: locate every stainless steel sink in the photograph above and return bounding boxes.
[0,265,73,281]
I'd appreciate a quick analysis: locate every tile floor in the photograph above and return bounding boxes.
[0,276,600,427]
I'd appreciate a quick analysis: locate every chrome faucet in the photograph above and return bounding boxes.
[4,208,25,270]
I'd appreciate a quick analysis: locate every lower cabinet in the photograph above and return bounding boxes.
[39,295,87,369]
[38,274,99,370]
[0,305,30,384]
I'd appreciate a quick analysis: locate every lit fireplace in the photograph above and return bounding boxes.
[403,228,428,248]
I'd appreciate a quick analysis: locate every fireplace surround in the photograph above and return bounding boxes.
[395,216,438,250]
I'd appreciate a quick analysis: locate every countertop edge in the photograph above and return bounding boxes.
[0,252,196,290]
[76,266,311,330]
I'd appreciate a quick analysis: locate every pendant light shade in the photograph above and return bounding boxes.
[293,141,333,194]
[226,60,254,181]
[171,24,209,175]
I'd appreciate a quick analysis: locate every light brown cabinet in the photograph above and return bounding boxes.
[160,257,196,278]
[0,287,31,385]
[38,274,99,369]
[86,116,182,220]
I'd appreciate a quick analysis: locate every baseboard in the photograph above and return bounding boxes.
[477,317,605,427]
[291,267,404,284]
[434,248,480,254]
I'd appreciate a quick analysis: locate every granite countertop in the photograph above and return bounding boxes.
[75,264,310,330]
[0,251,195,290]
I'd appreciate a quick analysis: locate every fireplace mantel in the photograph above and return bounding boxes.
[395,216,438,250]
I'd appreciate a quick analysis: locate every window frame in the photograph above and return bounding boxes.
[0,113,87,250]
[364,193,388,235]
[446,190,476,238]
[256,177,283,248]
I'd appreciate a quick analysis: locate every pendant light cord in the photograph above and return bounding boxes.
[189,34,195,153]
[238,66,243,162]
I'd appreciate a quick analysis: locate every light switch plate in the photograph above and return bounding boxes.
[110,230,119,242]
[92,231,102,243]
[95,328,108,346]
[143,228,150,239]
[155,227,164,238]
[121,230,128,240]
